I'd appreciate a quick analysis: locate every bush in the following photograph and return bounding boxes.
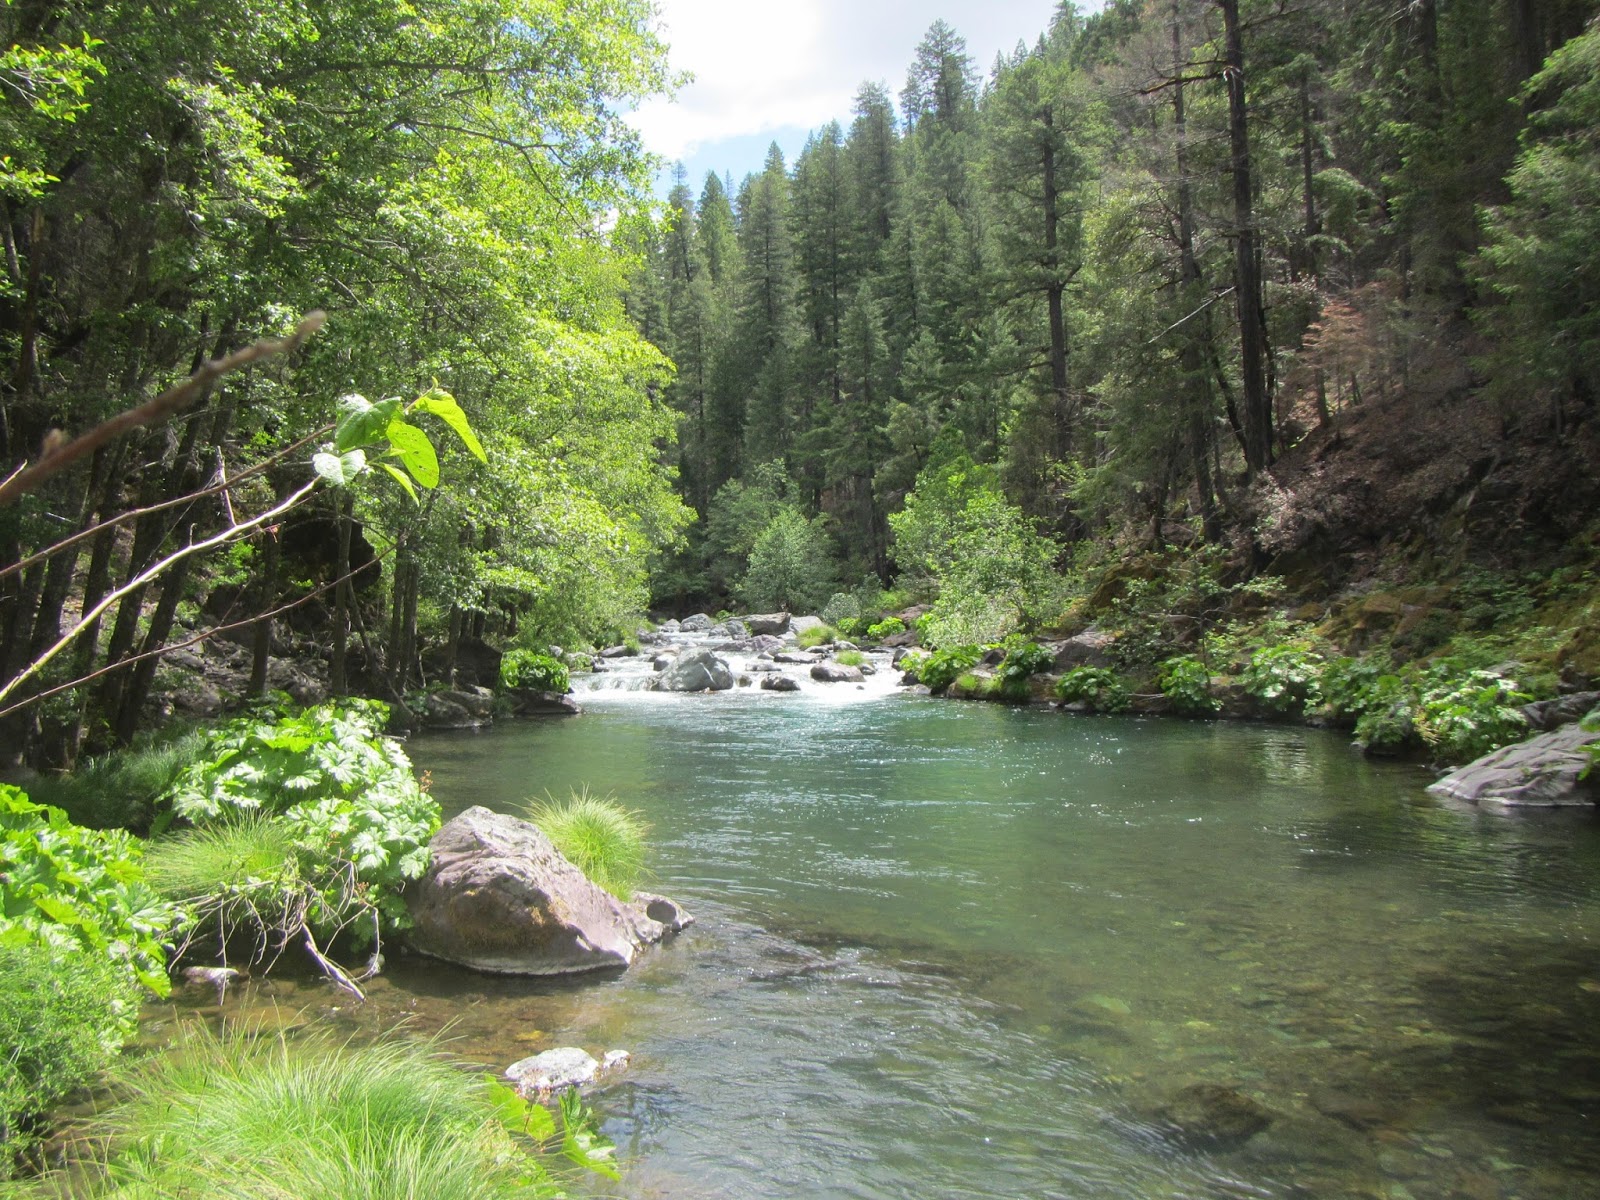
[1414,665,1531,763]
[32,1025,617,1199]
[0,944,140,1175]
[526,789,648,901]
[499,650,570,694]
[1241,645,1325,714]
[917,646,983,693]
[820,591,861,628]
[1054,667,1131,713]
[24,729,209,833]
[797,624,838,649]
[1352,677,1420,754]
[866,617,906,641]
[897,650,931,680]
[835,616,866,638]
[0,785,176,996]
[1158,656,1218,715]
[1319,655,1391,721]
[999,643,1055,684]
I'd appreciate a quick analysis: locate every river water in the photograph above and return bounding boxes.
[168,647,1600,1199]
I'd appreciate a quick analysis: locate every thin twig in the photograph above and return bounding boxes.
[0,312,326,507]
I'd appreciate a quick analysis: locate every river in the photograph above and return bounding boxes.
[168,659,1600,1199]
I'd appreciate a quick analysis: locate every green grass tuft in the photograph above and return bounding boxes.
[797,624,837,649]
[834,649,866,667]
[525,788,648,901]
[25,730,208,833]
[143,818,302,901]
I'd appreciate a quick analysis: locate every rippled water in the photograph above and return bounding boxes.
[170,680,1600,1200]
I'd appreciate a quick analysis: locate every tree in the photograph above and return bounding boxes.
[738,509,836,613]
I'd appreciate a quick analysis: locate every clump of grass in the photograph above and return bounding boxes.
[144,818,302,901]
[525,788,648,901]
[797,624,838,649]
[30,1025,566,1199]
[834,649,866,667]
[26,729,208,833]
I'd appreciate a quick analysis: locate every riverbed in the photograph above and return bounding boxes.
[165,677,1600,1199]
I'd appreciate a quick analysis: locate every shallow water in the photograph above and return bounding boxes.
[167,679,1600,1199]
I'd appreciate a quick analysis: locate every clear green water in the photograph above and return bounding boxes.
[175,691,1600,1199]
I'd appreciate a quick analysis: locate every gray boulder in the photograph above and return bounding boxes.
[1427,724,1600,808]
[811,662,865,684]
[507,690,582,716]
[745,612,791,636]
[749,634,785,655]
[405,807,692,975]
[1521,692,1600,732]
[655,648,734,692]
[504,1047,631,1098]
[789,615,825,636]
[680,613,714,632]
[1051,627,1117,672]
[724,618,750,639]
[761,674,801,692]
[600,644,637,659]
[658,618,682,633]
[651,654,675,672]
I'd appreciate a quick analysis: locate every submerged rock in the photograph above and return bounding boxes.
[1155,1083,1275,1148]
[406,807,692,976]
[1427,723,1600,808]
[507,689,582,717]
[504,1046,631,1098]
[654,648,734,692]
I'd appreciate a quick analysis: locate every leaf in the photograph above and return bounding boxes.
[384,420,440,489]
[377,462,419,503]
[313,449,367,486]
[333,394,403,454]
[411,388,487,463]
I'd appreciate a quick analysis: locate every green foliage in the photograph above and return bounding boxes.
[1158,656,1218,715]
[1413,665,1531,764]
[0,944,139,1175]
[738,509,838,615]
[866,617,907,641]
[1000,643,1055,684]
[835,617,866,638]
[1352,677,1420,754]
[23,730,208,832]
[1054,667,1130,713]
[797,624,839,649]
[835,650,867,667]
[820,592,861,627]
[897,650,931,679]
[917,646,984,693]
[161,701,439,945]
[526,789,649,901]
[1241,646,1326,715]
[499,651,571,694]
[37,1026,589,1199]
[0,786,175,996]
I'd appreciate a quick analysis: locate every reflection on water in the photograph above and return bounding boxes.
[166,693,1600,1199]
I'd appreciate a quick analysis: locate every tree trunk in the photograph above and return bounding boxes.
[249,520,283,696]
[1041,108,1071,462]
[330,491,354,696]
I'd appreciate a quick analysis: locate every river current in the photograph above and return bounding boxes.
[164,639,1600,1199]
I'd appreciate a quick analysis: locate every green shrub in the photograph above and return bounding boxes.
[0,786,176,996]
[33,1025,615,1199]
[999,643,1055,684]
[1054,667,1131,713]
[1414,665,1531,764]
[835,616,866,638]
[0,944,140,1175]
[1319,655,1391,721]
[820,591,861,628]
[897,650,931,680]
[499,650,570,693]
[1158,655,1218,715]
[918,646,983,693]
[866,617,906,641]
[1352,677,1420,754]
[797,624,838,649]
[24,730,209,833]
[914,612,936,643]
[835,649,867,667]
[1241,645,1325,714]
[526,789,648,901]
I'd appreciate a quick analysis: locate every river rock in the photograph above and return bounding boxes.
[1520,691,1600,731]
[1426,723,1600,808]
[406,807,691,975]
[507,689,582,716]
[172,677,226,718]
[1050,627,1117,672]
[747,661,782,673]
[419,694,483,731]
[600,644,638,659]
[652,654,675,672]
[745,612,791,636]
[774,652,812,665]
[506,1047,599,1093]
[655,648,734,692]
[749,634,784,655]
[1155,1083,1275,1148]
[723,618,750,639]
[789,615,825,636]
[658,618,682,633]
[881,630,919,649]
[761,674,801,692]
[680,613,714,632]
[811,663,865,684]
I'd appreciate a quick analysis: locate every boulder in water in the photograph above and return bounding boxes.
[406,807,691,976]
[745,612,791,636]
[761,674,801,692]
[600,644,637,659]
[507,690,582,716]
[504,1046,631,1098]
[789,615,825,636]
[658,619,682,633]
[680,613,714,632]
[1426,723,1600,808]
[1155,1083,1275,1148]
[811,662,865,684]
[749,634,785,655]
[651,654,675,672]
[655,648,734,692]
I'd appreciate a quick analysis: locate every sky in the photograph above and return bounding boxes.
[631,0,1067,195]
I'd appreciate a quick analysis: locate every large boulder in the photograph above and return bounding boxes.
[405,807,692,975]
[761,674,801,692]
[679,613,714,632]
[1521,692,1600,732]
[654,648,734,692]
[1050,628,1117,672]
[1427,724,1600,808]
[744,612,791,636]
[789,615,825,636]
[811,662,865,684]
[507,690,582,716]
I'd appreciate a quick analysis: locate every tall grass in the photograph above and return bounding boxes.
[22,1026,561,1199]
[143,818,301,901]
[25,730,208,833]
[525,788,648,901]
[796,624,838,649]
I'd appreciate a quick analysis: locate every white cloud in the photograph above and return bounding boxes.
[633,0,1064,166]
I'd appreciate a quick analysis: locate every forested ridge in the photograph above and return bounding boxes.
[628,0,1600,644]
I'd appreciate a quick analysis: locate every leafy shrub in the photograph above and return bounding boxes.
[0,786,175,996]
[835,649,867,667]
[797,624,838,649]
[866,617,906,641]
[161,700,439,949]
[835,616,866,638]
[36,1025,614,1199]
[1241,645,1325,714]
[1000,643,1055,684]
[0,944,140,1175]
[1319,655,1391,721]
[897,650,931,680]
[1414,666,1531,763]
[499,650,570,694]
[820,591,861,628]
[914,612,936,643]
[1158,656,1218,715]
[918,646,983,692]
[1352,677,1420,754]
[1054,667,1131,713]
[527,789,648,901]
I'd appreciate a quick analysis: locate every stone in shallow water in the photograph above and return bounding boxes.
[810,662,864,684]
[1155,1083,1275,1148]
[504,1046,632,1097]
[761,674,801,692]
[654,648,734,692]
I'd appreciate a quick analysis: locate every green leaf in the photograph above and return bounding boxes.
[333,394,404,454]
[313,449,367,487]
[384,420,440,489]
[411,388,487,463]
[377,462,419,503]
